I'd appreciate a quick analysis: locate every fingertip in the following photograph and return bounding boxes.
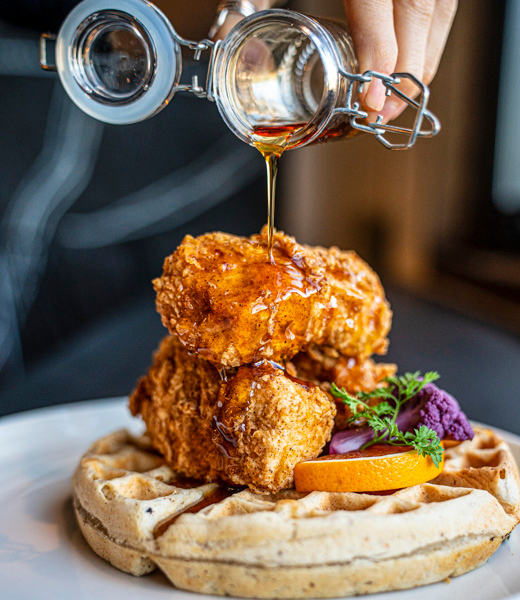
[364,79,386,112]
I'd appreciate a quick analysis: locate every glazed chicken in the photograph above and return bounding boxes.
[154,229,391,368]
[131,229,394,493]
[130,335,336,493]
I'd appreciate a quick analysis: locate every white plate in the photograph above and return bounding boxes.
[0,400,519,600]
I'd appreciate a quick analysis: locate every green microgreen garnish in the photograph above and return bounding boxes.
[331,371,444,467]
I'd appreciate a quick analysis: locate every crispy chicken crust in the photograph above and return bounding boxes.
[154,229,391,368]
[129,335,223,481]
[130,336,336,493]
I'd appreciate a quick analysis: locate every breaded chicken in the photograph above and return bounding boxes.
[154,228,391,368]
[213,361,335,492]
[290,344,396,431]
[129,335,223,481]
[291,343,396,393]
[130,336,336,493]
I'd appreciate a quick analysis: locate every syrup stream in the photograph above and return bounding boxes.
[252,124,304,262]
[264,150,280,264]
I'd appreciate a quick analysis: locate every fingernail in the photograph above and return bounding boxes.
[365,110,379,124]
[364,80,386,112]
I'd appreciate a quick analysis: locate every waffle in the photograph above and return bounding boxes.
[72,427,520,598]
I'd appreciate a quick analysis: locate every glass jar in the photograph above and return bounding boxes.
[212,11,360,150]
[41,0,439,150]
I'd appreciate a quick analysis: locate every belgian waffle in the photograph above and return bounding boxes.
[72,427,520,598]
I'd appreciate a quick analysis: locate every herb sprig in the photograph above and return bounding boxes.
[331,372,444,467]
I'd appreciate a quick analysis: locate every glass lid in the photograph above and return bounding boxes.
[55,0,182,124]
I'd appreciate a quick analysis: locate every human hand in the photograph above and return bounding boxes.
[342,0,457,122]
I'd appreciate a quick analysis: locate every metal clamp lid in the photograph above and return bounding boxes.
[336,69,440,150]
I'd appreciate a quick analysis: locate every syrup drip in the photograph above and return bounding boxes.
[252,124,305,263]
[283,371,317,390]
[172,476,206,489]
[263,359,284,371]
[153,486,241,538]
[261,359,317,389]
[213,415,238,447]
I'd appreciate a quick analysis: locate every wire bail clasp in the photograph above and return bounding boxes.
[336,70,441,150]
[171,37,216,99]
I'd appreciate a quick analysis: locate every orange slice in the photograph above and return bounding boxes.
[294,444,444,493]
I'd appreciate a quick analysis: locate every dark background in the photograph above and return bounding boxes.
[0,1,519,435]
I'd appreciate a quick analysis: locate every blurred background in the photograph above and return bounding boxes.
[0,0,519,433]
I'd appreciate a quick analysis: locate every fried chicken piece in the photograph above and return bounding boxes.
[290,344,396,432]
[213,361,335,492]
[154,228,391,368]
[291,344,396,392]
[130,336,336,493]
[129,335,223,481]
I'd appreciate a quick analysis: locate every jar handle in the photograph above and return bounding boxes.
[39,33,57,71]
[335,70,441,150]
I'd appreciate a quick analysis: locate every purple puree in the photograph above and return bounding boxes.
[329,382,474,455]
